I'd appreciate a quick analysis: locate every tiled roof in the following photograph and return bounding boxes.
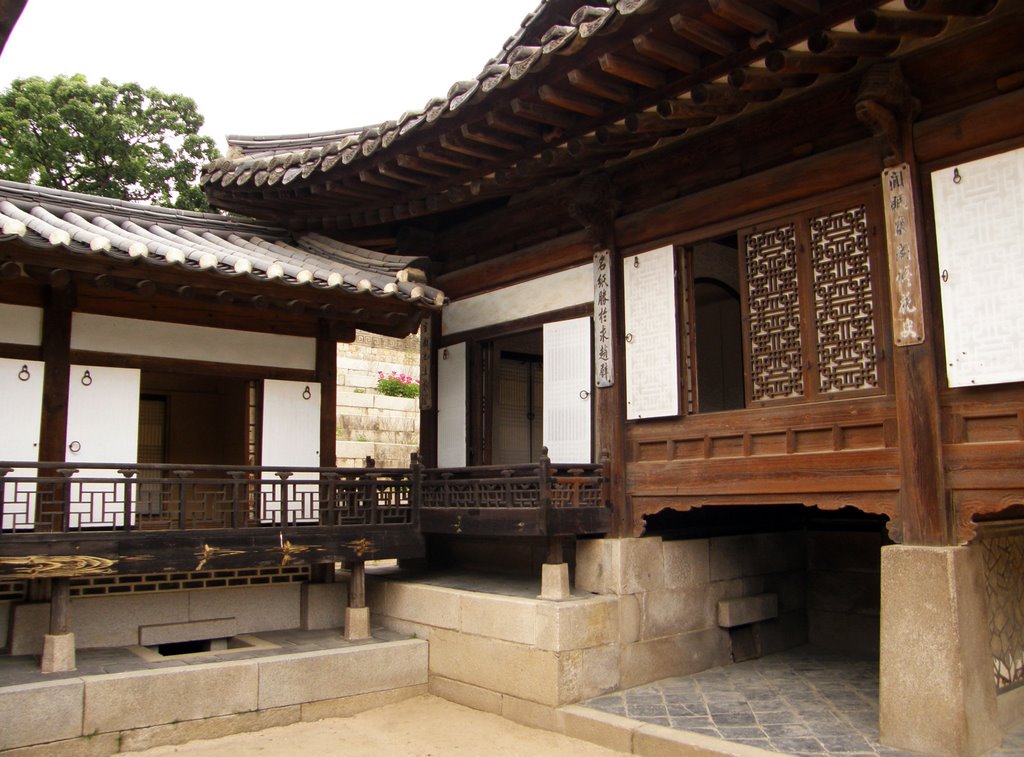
[0,180,444,306]
[201,0,1008,231]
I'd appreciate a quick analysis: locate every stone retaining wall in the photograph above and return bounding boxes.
[336,330,420,469]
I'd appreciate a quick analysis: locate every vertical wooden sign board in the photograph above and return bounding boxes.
[881,163,925,346]
[594,250,614,387]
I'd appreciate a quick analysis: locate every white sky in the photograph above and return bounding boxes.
[0,0,542,153]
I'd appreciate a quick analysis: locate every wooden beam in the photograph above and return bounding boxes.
[485,109,545,139]
[317,319,337,468]
[460,123,521,151]
[670,14,737,56]
[765,50,857,74]
[708,0,778,36]
[49,578,70,634]
[631,35,700,73]
[903,0,996,15]
[854,9,948,37]
[598,53,666,88]
[729,67,816,91]
[510,98,578,128]
[567,68,633,103]
[38,286,74,465]
[538,85,607,117]
[807,30,900,57]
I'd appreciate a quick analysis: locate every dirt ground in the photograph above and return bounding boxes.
[121,694,629,756]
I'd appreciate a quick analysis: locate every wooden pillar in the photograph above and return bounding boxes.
[49,578,70,635]
[419,315,440,467]
[317,320,346,469]
[38,286,74,465]
[349,561,366,609]
[857,64,950,546]
[568,173,630,537]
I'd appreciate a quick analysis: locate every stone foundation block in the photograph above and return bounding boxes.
[428,628,561,706]
[428,675,503,714]
[501,694,559,731]
[879,545,999,757]
[536,596,618,652]
[717,593,778,627]
[383,580,460,629]
[634,722,768,756]
[620,626,730,690]
[576,537,665,595]
[560,643,621,703]
[257,639,427,709]
[300,582,346,631]
[560,705,638,754]
[299,683,428,721]
[41,633,75,673]
[662,538,710,589]
[460,592,537,645]
[8,602,49,655]
[344,606,371,640]
[189,584,299,633]
[539,563,571,600]
[82,660,258,733]
[1,733,121,757]
[0,680,83,750]
[117,705,301,753]
[641,587,712,639]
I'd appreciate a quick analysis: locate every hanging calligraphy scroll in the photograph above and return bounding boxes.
[593,250,614,387]
[881,163,925,346]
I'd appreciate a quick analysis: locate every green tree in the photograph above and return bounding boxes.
[0,74,219,211]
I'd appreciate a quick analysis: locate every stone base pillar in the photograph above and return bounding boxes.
[879,545,999,756]
[538,563,571,601]
[40,633,75,673]
[344,606,371,640]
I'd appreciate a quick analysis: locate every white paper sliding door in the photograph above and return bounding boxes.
[543,317,592,464]
[624,246,679,420]
[66,364,140,528]
[261,379,321,523]
[437,342,467,467]
[0,358,44,530]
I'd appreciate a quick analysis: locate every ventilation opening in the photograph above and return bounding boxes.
[132,634,276,662]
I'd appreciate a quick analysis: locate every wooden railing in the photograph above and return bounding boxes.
[0,461,415,534]
[0,450,610,537]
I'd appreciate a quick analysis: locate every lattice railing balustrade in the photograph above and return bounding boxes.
[419,449,609,511]
[0,462,414,534]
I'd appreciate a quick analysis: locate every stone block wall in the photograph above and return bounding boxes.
[336,330,420,468]
[576,534,807,690]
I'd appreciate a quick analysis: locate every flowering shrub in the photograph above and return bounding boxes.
[376,370,420,398]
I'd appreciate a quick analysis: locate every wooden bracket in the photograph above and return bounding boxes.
[855,63,921,166]
[566,172,621,251]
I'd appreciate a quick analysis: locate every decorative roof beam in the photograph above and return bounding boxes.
[631,35,701,73]
[624,111,710,134]
[538,85,607,116]
[765,49,858,73]
[438,133,505,161]
[460,123,521,151]
[729,67,817,91]
[807,29,900,56]
[375,164,433,187]
[773,0,820,15]
[416,145,480,170]
[855,9,948,37]
[395,154,458,178]
[566,68,633,104]
[657,96,741,118]
[510,98,578,128]
[708,0,779,36]
[598,53,666,87]
[670,14,737,56]
[485,110,546,139]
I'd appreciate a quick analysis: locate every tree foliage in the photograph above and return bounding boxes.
[0,74,219,211]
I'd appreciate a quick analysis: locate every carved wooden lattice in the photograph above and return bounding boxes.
[745,223,803,401]
[980,528,1024,692]
[810,205,879,393]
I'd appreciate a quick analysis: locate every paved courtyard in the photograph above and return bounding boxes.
[584,646,1023,756]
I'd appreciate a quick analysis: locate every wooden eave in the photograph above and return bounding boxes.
[201,0,1008,237]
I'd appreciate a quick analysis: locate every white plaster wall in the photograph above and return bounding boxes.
[71,313,315,370]
[442,264,593,336]
[0,303,43,346]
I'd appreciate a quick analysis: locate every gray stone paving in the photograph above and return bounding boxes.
[0,627,407,688]
[584,646,1023,757]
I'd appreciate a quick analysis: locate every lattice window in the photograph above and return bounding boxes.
[811,205,879,394]
[980,528,1024,692]
[744,223,803,401]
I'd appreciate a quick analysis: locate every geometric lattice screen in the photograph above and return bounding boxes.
[744,202,880,404]
[980,527,1024,692]
[810,205,879,394]
[744,222,804,401]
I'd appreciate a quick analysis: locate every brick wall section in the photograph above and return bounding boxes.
[336,330,421,468]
